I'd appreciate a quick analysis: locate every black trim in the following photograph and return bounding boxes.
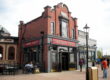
[47,35,79,43]
[0,36,18,39]
[23,34,79,44]
[0,42,18,44]
[49,44,76,48]
[59,16,69,22]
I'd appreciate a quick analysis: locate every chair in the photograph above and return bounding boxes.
[0,66,4,75]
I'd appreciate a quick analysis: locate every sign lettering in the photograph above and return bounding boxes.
[52,38,76,47]
[24,40,40,47]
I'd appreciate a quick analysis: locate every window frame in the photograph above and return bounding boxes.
[8,46,15,60]
[72,29,75,39]
[50,22,55,35]
[59,19,68,38]
[0,46,3,60]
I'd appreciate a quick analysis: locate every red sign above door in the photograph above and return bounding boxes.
[51,38,76,47]
[24,40,40,47]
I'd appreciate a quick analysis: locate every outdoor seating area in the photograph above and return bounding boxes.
[0,63,40,75]
[0,63,19,75]
[22,62,40,74]
[23,66,40,74]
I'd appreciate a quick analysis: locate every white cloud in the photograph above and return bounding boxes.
[0,0,110,54]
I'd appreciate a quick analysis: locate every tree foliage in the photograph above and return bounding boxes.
[97,50,103,59]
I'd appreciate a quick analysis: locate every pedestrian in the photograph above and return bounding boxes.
[107,59,109,68]
[101,58,108,79]
[79,58,84,72]
[101,58,103,70]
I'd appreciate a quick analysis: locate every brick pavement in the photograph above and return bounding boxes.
[0,66,110,80]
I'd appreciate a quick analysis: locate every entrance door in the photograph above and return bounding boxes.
[31,52,38,63]
[24,47,39,64]
[62,52,69,70]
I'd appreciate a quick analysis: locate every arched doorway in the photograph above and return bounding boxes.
[8,46,15,60]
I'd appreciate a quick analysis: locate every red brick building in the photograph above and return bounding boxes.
[18,3,78,72]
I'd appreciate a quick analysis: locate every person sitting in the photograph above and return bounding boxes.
[25,61,33,73]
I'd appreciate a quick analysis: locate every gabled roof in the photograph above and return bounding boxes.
[0,25,10,36]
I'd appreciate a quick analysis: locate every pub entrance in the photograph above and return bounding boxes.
[61,52,69,70]
[23,46,39,64]
[50,46,77,72]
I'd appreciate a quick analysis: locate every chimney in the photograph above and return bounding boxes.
[57,2,63,8]
[19,21,24,25]
[44,5,51,11]
[73,18,78,27]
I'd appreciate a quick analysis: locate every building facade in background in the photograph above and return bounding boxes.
[18,3,79,72]
[78,30,97,67]
[0,25,18,64]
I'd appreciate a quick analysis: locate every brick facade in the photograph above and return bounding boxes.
[19,3,78,40]
[18,3,79,72]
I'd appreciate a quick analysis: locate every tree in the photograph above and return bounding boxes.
[97,49,103,59]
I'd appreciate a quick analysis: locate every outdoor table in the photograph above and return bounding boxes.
[3,66,16,75]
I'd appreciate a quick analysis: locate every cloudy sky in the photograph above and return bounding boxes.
[0,0,110,55]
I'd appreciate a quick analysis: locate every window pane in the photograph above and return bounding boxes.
[72,29,75,39]
[52,53,56,63]
[62,21,68,37]
[51,52,57,69]
[70,53,74,63]
[51,22,54,35]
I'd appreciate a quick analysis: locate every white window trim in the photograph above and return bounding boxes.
[50,22,55,35]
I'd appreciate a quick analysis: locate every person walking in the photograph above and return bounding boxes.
[107,59,109,68]
[79,58,84,72]
[102,58,108,79]
[101,58,104,70]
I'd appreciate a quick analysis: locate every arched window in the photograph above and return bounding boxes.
[0,46,3,60]
[8,47,15,60]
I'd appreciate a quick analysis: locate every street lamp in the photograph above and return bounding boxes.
[83,24,90,80]
[40,31,44,72]
[0,53,2,60]
[40,31,44,58]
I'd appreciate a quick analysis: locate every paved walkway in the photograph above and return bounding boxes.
[0,66,110,80]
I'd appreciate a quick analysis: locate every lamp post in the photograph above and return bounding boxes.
[83,24,90,80]
[0,54,2,60]
[40,31,44,72]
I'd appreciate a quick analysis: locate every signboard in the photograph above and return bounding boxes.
[51,38,76,47]
[0,39,14,43]
[24,40,40,47]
